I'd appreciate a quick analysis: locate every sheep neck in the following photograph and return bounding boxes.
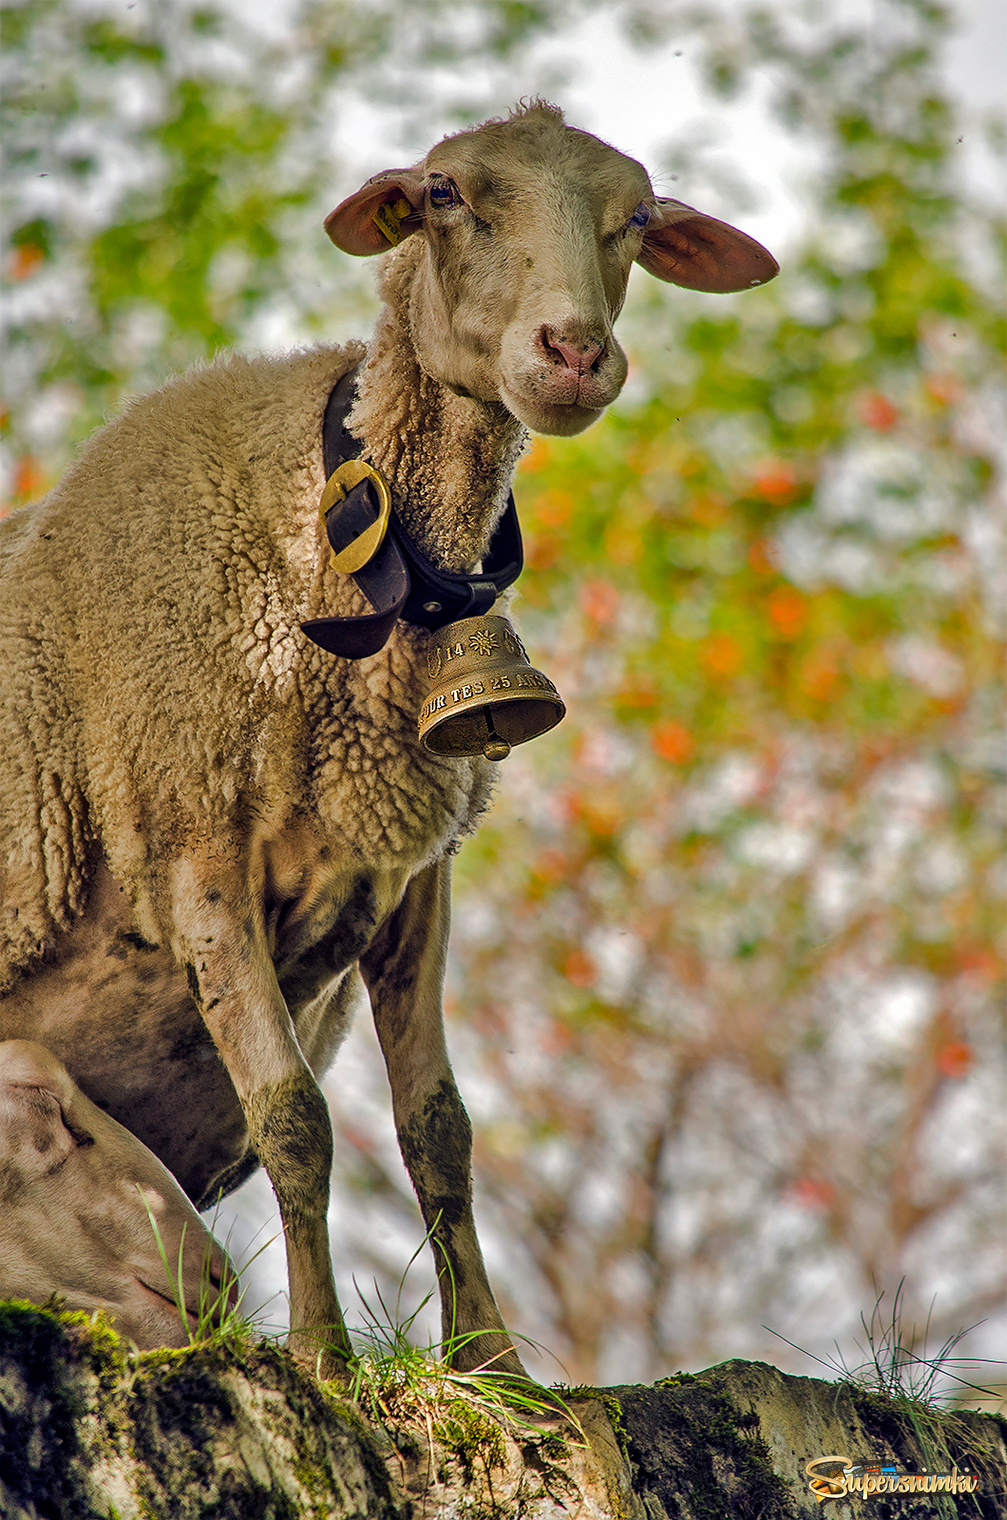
[347,246,526,573]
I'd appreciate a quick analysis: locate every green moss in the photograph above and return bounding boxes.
[128,1341,339,1518]
[0,1298,126,1371]
[600,1393,630,1462]
[319,1379,375,1438]
[657,1371,697,1390]
[0,1301,128,1518]
[616,1374,799,1520]
[1,1303,407,1519]
[535,1429,569,1461]
[433,1397,507,1479]
[135,1344,194,1372]
[261,1352,370,1518]
[129,1354,238,1510]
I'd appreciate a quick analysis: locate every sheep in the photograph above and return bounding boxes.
[0,1040,232,1349]
[0,102,776,1378]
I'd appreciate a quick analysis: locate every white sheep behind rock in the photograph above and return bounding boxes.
[0,1041,233,1349]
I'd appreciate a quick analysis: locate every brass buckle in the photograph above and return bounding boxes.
[319,459,393,573]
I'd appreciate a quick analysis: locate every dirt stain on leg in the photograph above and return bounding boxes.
[398,1079,474,1284]
[244,1075,333,1240]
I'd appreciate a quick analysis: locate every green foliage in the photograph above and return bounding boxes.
[1,0,593,488]
[443,0,1004,1379]
[2,1,297,459]
[141,1190,269,1352]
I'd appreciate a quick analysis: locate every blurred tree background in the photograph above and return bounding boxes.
[3,0,1003,1390]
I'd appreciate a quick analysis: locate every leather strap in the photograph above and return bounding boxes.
[300,368,523,659]
[322,367,364,478]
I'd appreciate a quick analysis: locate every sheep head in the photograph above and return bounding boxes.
[0,1041,235,1350]
[325,102,778,438]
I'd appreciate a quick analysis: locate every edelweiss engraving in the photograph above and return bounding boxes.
[468,628,499,657]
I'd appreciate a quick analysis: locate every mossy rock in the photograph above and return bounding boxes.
[0,1304,397,1520]
[606,1359,1007,1520]
[607,1369,796,1520]
[0,1305,626,1520]
[3,1307,1005,1520]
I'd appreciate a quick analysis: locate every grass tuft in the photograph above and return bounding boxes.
[140,1187,275,1351]
[334,1225,583,1462]
[766,1282,1005,1514]
[766,1281,999,1411]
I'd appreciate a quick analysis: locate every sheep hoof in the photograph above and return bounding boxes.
[285,1323,353,1384]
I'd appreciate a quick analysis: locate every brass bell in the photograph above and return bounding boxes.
[418,614,566,761]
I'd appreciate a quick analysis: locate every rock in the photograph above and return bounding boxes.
[1,1304,1003,1519]
[0,1302,396,1519]
[611,1360,1006,1519]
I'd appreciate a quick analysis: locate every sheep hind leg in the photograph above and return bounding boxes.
[395,1074,528,1378]
[360,858,529,1380]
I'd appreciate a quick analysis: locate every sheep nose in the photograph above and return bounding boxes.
[540,327,605,374]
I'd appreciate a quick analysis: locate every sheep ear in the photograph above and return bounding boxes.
[0,1078,76,1184]
[324,171,425,256]
[636,198,779,293]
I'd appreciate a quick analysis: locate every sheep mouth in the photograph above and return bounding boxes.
[500,381,607,437]
[135,1275,200,1322]
[500,349,628,432]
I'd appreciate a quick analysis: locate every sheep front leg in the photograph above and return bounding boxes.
[360,858,528,1379]
[241,1069,350,1375]
[171,870,350,1378]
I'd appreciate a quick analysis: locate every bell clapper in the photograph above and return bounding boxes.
[483,710,511,762]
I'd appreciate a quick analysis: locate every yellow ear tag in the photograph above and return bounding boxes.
[319,460,393,573]
[371,198,413,247]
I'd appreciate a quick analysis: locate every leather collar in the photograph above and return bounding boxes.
[300,368,524,659]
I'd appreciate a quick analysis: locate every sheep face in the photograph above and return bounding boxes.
[0,1041,233,1349]
[326,103,778,439]
[411,117,646,437]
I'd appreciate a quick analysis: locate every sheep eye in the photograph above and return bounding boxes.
[628,203,651,232]
[428,177,461,208]
[66,1117,94,1148]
